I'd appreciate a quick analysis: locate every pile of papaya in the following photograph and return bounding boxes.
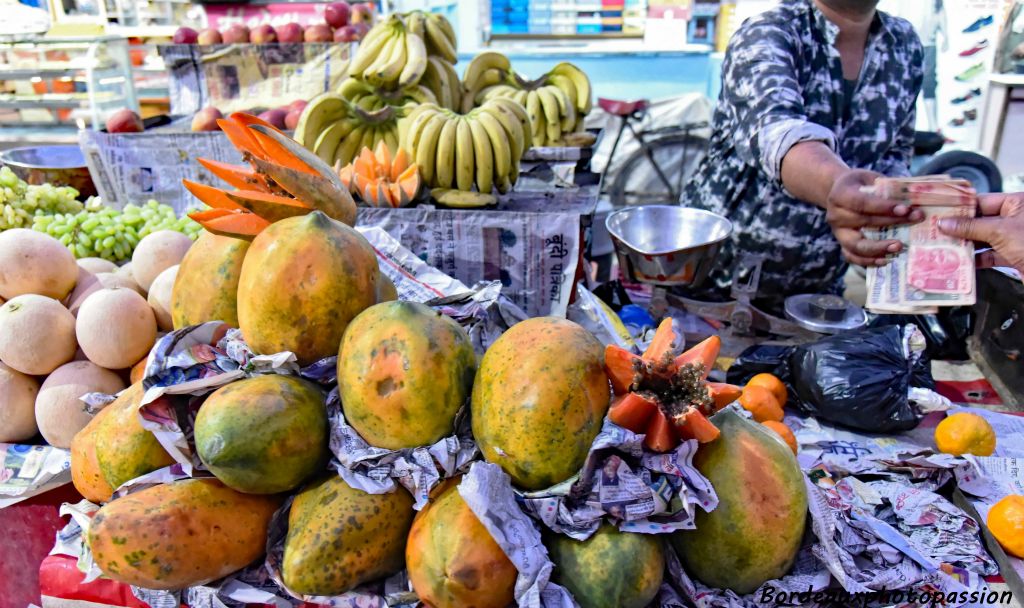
[69,112,810,605]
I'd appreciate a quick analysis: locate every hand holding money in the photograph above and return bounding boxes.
[938,192,1024,276]
[863,176,978,315]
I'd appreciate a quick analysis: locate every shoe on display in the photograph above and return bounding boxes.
[964,108,978,121]
[952,88,985,104]
[955,62,985,82]
[949,116,966,127]
[959,39,989,57]
[962,15,994,33]
[970,87,983,96]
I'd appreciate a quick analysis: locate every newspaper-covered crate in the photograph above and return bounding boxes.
[158,42,353,118]
[358,184,599,318]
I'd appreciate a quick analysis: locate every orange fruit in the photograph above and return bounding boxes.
[987,495,1024,558]
[738,385,783,423]
[934,412,996,456]
[762,421,797,454]
[747,373,787,407]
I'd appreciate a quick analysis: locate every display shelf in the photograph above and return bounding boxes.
[490,32,643,40]
[0,94,118,109]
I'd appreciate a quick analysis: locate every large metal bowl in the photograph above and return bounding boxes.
[0,145,96,199]
[605,205,732,287]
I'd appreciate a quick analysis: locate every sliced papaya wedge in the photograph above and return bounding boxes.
[193,211,270,241]
[707,382,743,411]
[217,118,267,162]
[197,158,270,192]
[225,190,313,223]
[249,156,357,227]
[187,207,235,222]
[609,392,658,432]
[673,407,721,443]
[672,335,721,379]
[183,179,247,211]
[644,411,677,452]
[605,344,640,395]
[643,318,676,362]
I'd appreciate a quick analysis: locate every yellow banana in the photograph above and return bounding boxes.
[438,59,462,111]
[526,90,545,147]
[407,85,437,105]
[383,127,399,155]
[546,74,578,118]
[313,118,357,164]
[424,16,457,63]
[349,22,394,75]
[369,30,407,87]
[550,62,592,114]
[536,86,563,145]
[462,52,511,93]
[295,92,348,147]
[421,57,450,108]
[454,117,475,191]
[467,114,494,194]
[358,126,377,157]
[431,188,497,208]
[405,11,426,37]
[402,105,441,154]
[414,113,446,185]
[546,84,576,132]
[462,68,508,113]
[475,109,512,189]
[431,13,457,47]
[398,29,428,88]
[488,97,532,152]
[362,28,400,81]
[480,103,523,163]
[334,125,364,167]
[433,117,458,189]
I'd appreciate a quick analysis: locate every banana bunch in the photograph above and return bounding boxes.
[349,14,427,90]
[400,99,530,199]
[463,57,593,148]
[419,57,461,111]
[294,93,400,169]
[337,77,437,110]
[402,11,458,64]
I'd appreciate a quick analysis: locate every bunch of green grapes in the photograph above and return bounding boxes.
[0,167,83,230]
[32,199,201,262]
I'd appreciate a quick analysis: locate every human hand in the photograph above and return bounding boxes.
[825,170,925,267]
[938,192,1024,275]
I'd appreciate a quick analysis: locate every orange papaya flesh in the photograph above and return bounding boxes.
[195,211,270,241]
[249,156,357,227]
[642,317,676,362]
[225,189,313,223]
[672,335,721,380]
[707,382,743,411]
[608,392,657,432]
[217,118,267,161]
[183,179,246,211]
[197,158,270,192]
[247,127,319,176]
[644,410,677,452]
[187,208,235,223]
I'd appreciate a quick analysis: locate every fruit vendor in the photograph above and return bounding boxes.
[683,0,925,312]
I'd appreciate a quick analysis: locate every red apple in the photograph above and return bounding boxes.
[303,24,333,42]
[350,3,373,24]
[351,22,371,39]
[334,24,359,42]
[197,28,223,44]
[284,108,304,130]
[277,22,304,43]
[172,27,199,44]
[222,24,250,44]
[258,108,288,129]
[191,106,224,131]
[289,99,308,113]
[105,108,144,133]
[324,1,351,28]
[250,24,278,44]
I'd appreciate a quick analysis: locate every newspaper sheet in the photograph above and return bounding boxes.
[0,444,71,508]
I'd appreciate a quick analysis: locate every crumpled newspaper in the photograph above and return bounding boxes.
[426,280,529,356]
[0,443,71,508]
[458,461,577,608]
[326,387,477,509]
[518,419,717,540]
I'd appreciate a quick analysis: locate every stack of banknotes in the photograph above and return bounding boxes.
[864,176,977,314]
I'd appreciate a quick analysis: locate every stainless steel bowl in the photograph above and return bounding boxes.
[0,145,96,199]
[605,205,733,286]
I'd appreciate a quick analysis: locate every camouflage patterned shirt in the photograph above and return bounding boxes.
[683,0,923,312]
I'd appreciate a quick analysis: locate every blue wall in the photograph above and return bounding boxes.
[461,51,719,102]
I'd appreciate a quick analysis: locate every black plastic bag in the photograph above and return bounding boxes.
[728,326,933,433]
[867,308,973,361]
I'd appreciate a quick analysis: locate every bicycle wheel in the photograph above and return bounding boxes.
[609,134,708,207]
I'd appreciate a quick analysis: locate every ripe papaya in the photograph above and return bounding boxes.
[282,475,414,595]
[236,211,379,365]
[471,317,610,490]
[338,302,475,449]
[670,407,807,594]
[88,478,280,590]
[92,384,175,491]
[547,523,664,608]
[376,273,397,302]
[406,479,516,608]
[194,375,328,494]
[70,402,116,503]
[171,230,249,329]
